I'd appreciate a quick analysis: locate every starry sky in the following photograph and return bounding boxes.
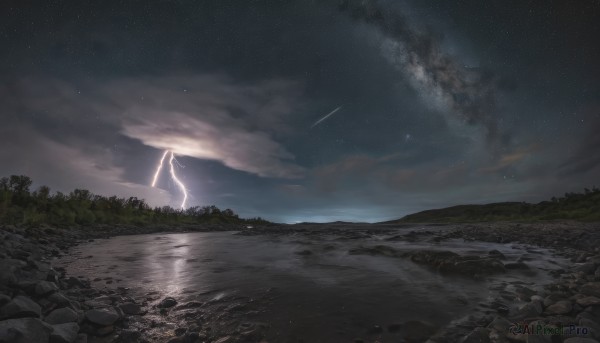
[1,0,599,223]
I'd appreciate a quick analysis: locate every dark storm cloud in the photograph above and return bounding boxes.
[0,74,306,183]
[339,0,502,146]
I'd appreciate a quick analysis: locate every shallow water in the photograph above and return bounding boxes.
[58,227,569,342]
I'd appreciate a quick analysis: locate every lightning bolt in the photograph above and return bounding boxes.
[151,150,169,187]
[151,150,189,209]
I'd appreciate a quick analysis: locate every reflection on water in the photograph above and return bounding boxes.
[59,229,568,342]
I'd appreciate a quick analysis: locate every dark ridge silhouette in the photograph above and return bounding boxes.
[383,188,600,223]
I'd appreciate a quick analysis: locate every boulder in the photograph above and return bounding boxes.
[545,300,573,315]
[577,297,600,307]
[581,283,600,298]
[50,322,79,343]
[0,317,53,343]
[0,296,41,319]
[45,307,79,325]
[35,281,59,296]
[84,308,119,326]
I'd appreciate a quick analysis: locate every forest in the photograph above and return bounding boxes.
[0,175,268,227]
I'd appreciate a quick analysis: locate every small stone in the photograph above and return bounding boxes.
[47,292,71,306]
[119,302,143,315]
[50,322,80,343]
[45,307,79,325]
[577,296,600,307]
[581,283,600,298]
[0,295,41,319]
[157,297,177,308]
[35,281,59,296]
[545,300,573,315]
[85,307,119,326]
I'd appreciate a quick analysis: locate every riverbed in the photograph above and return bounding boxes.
[57,225,570,342]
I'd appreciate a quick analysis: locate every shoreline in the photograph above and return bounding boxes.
[1,222,599,342]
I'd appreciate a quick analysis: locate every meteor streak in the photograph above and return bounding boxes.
[151,150,189,209]
[311,105,342,128]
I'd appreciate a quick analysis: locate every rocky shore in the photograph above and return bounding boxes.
[0,221,599,343]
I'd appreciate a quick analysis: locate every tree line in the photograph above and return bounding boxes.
[400,187,600,223]
[0,175,268,226]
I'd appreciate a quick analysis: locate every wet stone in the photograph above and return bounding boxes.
[545,300,573,315]
[0,295,41,319]
[50,322,80,343]
[85,307,119,326]
[0,317,53,343]
[35,280,59,296]
[157,297,177,308]
[45,307,79,325]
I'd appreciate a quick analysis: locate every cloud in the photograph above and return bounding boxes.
[478,144,539,173]
[2,74,306,179]
[0,125,171,207]
[339,0,502,147]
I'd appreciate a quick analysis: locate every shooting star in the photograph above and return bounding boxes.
[151,150,189,209]
[311,105,342,128]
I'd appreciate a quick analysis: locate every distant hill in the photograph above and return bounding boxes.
[383,188,600,223]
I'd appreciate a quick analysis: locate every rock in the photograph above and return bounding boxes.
[487,317,513,332]
[489,250,506,259]
[35,281,59,296]
[577,297,600,307]
[50,322,79,343]
[462,327,490,343]
[45,307,79,325]
[119,303,143,315]
[47,292,71,307]
[582,283,600,298]
[213,336,233,343]
[157,297,177,308]
[0,296,41,319]
[595,267,600,280]
[85,307,119,326]
[0,317,53,343]
[575,263,597,274]
[514,300,543,320]
[545,300,573,315]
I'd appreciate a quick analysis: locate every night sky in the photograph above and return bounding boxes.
[1,1,599,223]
